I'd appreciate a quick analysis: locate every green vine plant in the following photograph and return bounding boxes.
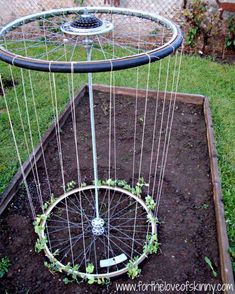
[35,236,48,253]
[86,263,94,274]
[45,258,110,285]
[33,178,159,284]
[85,263,110,285]
[44,260,61,274]
[65,180,77,192]
[45,259,82,283]
[33,213,49,253]
[86,276,110,285]
[145,195,156,211]
[33,214,47,235]
[147,214,159,225]
[43,195,56,210]
[81,182,87,187]
[127,257,141,279]
[95,177,149,198]
[64,263,80,282]
[143,233,160,255]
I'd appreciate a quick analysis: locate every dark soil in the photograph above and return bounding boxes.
[0,89,222,293]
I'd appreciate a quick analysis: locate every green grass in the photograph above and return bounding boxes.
[0,52,234,271]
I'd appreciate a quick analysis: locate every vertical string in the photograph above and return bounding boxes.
[8,66,40,203]
[21,27,44,209]
[18,27,53,249]
[43,19,61,191]
[70,61,87,268]
[0,75,36,219]
[51,71,75,265]
[156,48,179,202]
[107,60,114,272]
[51,74,66,191]
[155,47,184,215]
[131,20,141,259]
[28,71,52,196]
[138,54,151,180]
[151,55,172,198]
[2,35,42,199]
[64,44,81,185]
[112,16,117,181]
[147,28,165,195]
[20,68,44,208]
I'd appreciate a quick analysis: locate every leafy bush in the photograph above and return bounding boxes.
[183,0,222,51]
[225,16,235,50]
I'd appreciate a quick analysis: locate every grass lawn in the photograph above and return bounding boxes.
[0,53,234,271]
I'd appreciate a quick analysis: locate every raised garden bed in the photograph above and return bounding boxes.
[0,85,234,293]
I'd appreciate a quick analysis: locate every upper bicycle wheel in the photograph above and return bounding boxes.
[0,7,183,73]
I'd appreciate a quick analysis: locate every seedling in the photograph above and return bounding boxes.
[64,262,72,272]
[63,277,73,285]
[86,263,94,274]
[95,178,150,198]
[65,181,76,192]
[144,234,160,255]
[52,249,60,257]
[0,257,10,278]
[105,178,117,187]
[202,203,209,209]
[116,179,128,187]
[147,214,159,224]
[127,257,141,279]
[87,276,110,285]
[70,264,80,280]
[204,256,218,277]
[33,214,47,234]
[44,261,61,273]
[145,195,156,211]
[35,237,48,253]
[43,195,56,210]
[137,177,149,189]
[63,264,80,284]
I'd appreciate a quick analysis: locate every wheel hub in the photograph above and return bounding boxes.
[60,8,114,36]
[91,217,105,236]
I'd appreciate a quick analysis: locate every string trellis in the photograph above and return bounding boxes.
[0,6,183,281]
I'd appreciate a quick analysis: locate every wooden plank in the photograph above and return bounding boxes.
[216,0,235,18]
[203,97,235,293]
[93,84,205,105]
[0,85,88,216]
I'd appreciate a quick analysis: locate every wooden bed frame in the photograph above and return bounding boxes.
[216,0,235,19]
[0,84,234,292]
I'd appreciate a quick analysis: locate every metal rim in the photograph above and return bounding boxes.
[0,7,183,73]
[39,185,157,279]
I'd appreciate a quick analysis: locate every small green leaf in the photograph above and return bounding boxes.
[0,257,11,278]
[204,256,218,277]
[86,263,94,274]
